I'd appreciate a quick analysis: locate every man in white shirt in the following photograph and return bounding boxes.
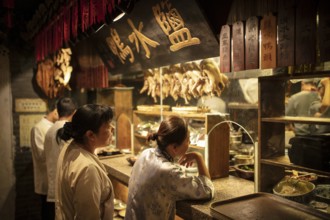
[44,97,77,219]
[30,100,58,220]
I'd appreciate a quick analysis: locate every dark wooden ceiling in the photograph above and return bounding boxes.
[1,0,233,47]
[0,0,44,45]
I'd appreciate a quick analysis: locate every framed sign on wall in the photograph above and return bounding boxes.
[19,114,44,147]
[15,98,47,112]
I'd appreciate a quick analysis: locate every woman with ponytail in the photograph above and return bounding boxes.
[125,115,214,220]
[55,104,115,220]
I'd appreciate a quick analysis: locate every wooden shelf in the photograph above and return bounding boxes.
[258,73,330,193]
[189,145,205,150]
[261,156,330,176]
[133,111,229,179]
[228,102,258,110]
[134,110,207,119]
[226,68,273,79]
[134,133,147,139]
[261,116,330,124]
[134,133,205,150]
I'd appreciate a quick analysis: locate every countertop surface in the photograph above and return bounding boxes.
[100,154,255,220]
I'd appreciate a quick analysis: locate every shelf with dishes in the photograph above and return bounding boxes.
[260,156,330,177]
[261,116,330,124]
[258,73,330,211]
[134,132,205,151]
[133,109,229,179]
[228,102,258,110]
[133,110,207,119]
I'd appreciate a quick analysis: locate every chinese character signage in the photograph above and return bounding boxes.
[232,21,244,71]
[94,0,218,74]
[245,16,259,70]
[277,0,294,67]
[219,25,231,73]
[295,0,317,65]
[260,14,276,69]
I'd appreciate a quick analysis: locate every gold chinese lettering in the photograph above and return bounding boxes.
[169,28,200,52]
[106,28,134,64]
[127,19,160,59]
[152,0,200,52]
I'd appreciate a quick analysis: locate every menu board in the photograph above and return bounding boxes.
[220,25,231,73]
[295,0,317,65]
[277,0,295,67]
[245,16,259,70]
[232,21,245,71]
[318,0,330,62]
[260,14,277,69]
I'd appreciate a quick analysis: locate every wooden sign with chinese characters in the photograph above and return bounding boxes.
[245,17,259,70]
[295,0,317,65]
[260,14,276,69]
[15,98,47,112]
[318,0,330,62]
[232,21,244,71]
[277,0,295,67]
[220,25,231,73]
[95,0,219,74]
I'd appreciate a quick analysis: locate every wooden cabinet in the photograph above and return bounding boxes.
[257,73,330,193]
[133,110,230,179]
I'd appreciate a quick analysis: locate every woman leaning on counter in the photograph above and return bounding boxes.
[55,104,115,220]
[125,115,215,220]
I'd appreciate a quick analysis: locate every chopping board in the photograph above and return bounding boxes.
[260,14,277,69]
[232,21,245,71]
[277,0,295,67]
[318,0,330,63]
[245,16,259,70]
[219,25,231,73]
[295,0,317,65]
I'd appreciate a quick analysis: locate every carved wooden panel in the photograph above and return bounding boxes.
[318,0,330,62]
[245,16,259,70]
[295,0,317,65]
[277,0,295,67]
[260,14,277,69]
[232,21,245,71]
[220,25,231,73]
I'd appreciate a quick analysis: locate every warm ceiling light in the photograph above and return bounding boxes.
[113,10,126,22]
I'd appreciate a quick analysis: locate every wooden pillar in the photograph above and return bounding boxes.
[97,87,134,149]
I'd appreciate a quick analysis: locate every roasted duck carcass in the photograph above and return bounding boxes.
[200,59,228,96]
[140,69,154,94]
[169,64,183,101]
[182,62,203,98]
[161,67,173,98]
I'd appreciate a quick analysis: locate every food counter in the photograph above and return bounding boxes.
[101,155,254,220]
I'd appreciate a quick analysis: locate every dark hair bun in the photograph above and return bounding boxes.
[152,133,158,140]
[61,122,73,141]
[147,132,158,142]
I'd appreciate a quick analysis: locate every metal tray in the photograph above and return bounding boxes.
[210,193,330,220]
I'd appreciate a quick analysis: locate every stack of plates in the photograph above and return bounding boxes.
[137,105,170,111]
[172,106,198,113]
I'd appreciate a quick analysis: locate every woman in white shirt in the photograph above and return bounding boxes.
[125,115,214,220]
[55,104,115,220]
